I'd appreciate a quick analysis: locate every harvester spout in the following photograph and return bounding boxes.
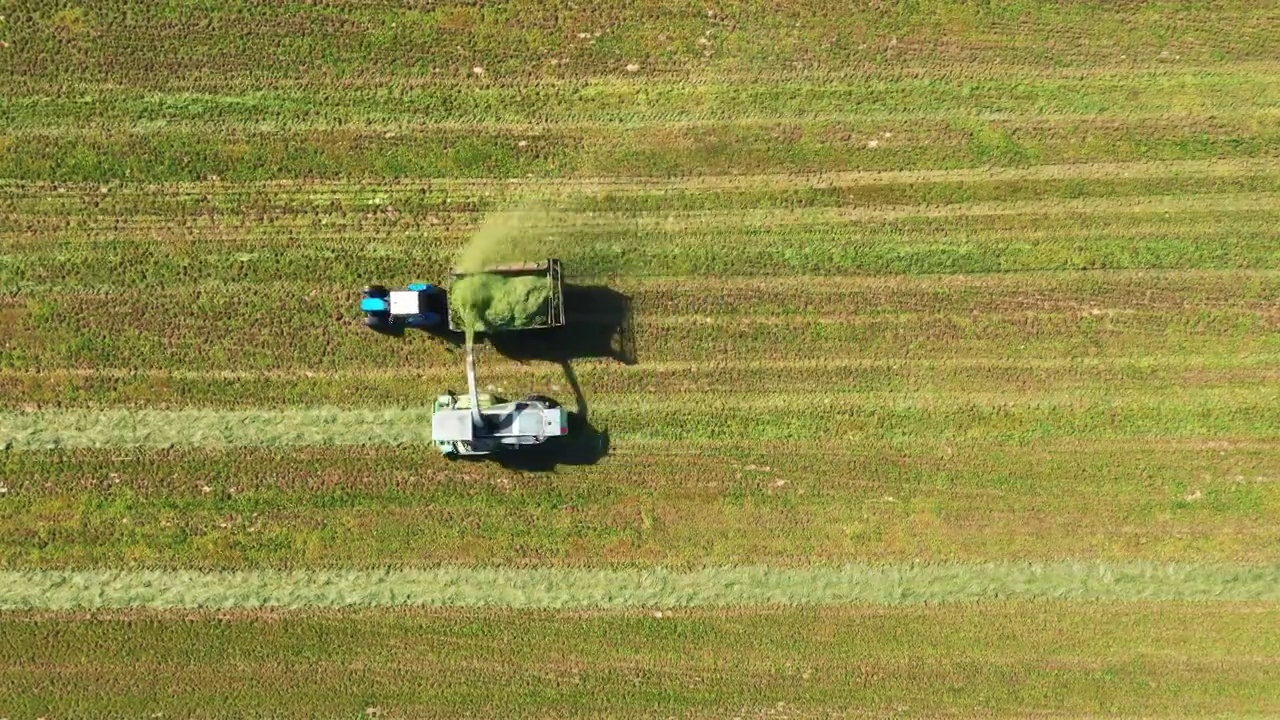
[465,339,484,429]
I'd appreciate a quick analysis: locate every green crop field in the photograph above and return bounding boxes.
[3,0,1280,716]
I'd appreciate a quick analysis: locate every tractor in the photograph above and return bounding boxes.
[358,282,447,332]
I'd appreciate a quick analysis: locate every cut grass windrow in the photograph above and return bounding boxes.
[4,384,1280,448]
[4,563,1280,610]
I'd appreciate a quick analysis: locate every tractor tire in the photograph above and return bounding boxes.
[365,315,390,330]
[521,394,560,408]
[363,284,389,298]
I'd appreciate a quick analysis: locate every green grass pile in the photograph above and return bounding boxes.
[450,274,552,333]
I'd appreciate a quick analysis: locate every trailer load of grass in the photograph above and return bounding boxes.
[451,273,553,333]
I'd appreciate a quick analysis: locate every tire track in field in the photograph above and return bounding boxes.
[10,213,1275,260]
[13,58,1280,92]
[16,106,1280,134]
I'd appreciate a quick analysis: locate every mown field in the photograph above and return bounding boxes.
[3,0,1280,716]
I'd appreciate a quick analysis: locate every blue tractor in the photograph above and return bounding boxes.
[359,283,447,332]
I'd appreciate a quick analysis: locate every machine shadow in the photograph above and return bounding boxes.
[485,284,636,365]
[423,324,465,347]
[487,360,609,472]
[440,283,632,471]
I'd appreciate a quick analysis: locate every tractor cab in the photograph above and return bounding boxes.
[360,283,446,331]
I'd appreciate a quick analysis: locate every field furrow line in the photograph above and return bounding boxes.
[7,191,1279,235]
[4,157,1278,196]
[15,107,1280,134]
[15,57,1280,91]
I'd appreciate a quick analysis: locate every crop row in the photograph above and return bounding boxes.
[6,601,1277,717]
[5,271,1280,373]
[8,251,1280,312]
[5,308,1276,376]
[1,436,1277,568]
[6,1,1274,90]
[7,186,1279,239]
[4,385,1280,450]
[2,111,1277,182]
[4,164,1279,226]
[7,436,1274,500]
[2,353,1278,410]
[5,156,1275,208]
[7,69,1277,131]
[6,209,1280,293]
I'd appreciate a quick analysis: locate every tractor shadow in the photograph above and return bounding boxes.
[370,321,465,347]
[485,284,636,365]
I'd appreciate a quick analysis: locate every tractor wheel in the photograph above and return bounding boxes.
[365,315,390,329]
[521,394,560,408]
[363,284,389,298]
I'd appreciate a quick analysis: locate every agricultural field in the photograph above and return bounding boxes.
[3,0,1280,716]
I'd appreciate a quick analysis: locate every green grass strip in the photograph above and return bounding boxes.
[5,564,1280,610]
[0,408,437,448]
[5,394,1280,447]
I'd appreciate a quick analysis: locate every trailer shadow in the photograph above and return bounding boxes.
[486,284,636,365]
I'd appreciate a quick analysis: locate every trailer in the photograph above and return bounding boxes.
[446,258,566,334]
